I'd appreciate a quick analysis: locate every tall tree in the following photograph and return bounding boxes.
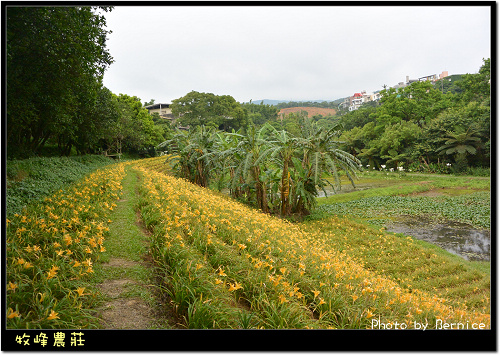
[455,58,490,104]
[229,125,274,213]
[158,126,217,187]
[375,81,446,127]
[113,94,164,152]
[7,6,114,157]
[260,128,298,216]
[171,91,247,131]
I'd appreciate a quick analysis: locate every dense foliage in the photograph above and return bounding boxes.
[6,158,490,329]
[275,100,343,110]
[337,59,490,174]
[6,7,171,159]
[158,121,362,217]
[6,155,115,217]
[171,91,247,132]
[6,164,125,328]
[7,5,489,176]
[7,7,113,157]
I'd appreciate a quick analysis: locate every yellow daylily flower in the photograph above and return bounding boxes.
[76,287,86,297]
[7,281,18,292]
[7,308,20,319]
[47,310,59,320]
[46,265,59,280]
[228,282,243,292]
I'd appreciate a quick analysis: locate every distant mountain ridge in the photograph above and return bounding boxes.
[246,99,341,106]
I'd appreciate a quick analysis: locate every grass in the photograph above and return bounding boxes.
[6,156,491,329]
[313,192,490,228]
[6,155,115,217]
[98,170,148,262]
[318,171,490,205]
[314,170,490,228]
[90,165,171,329]
[303,216,490,312]
[6,163,125,328]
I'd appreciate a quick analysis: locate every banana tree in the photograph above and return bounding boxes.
[259,127,298,216]
[157,125,216,187]
[289,156,318,215]
[300,122,362,194]
[228,124,273,213]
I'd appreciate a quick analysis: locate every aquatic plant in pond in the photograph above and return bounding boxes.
[317,191,490,229]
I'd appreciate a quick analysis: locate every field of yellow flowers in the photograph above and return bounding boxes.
[6,156,490,329]
[6,164,125,328]
[133,157,490,329]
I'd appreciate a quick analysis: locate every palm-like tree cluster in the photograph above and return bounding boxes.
[158,121,362,217]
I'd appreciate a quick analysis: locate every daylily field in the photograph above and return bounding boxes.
[6,157,491,329]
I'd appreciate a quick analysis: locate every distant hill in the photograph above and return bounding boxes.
[247,99,341,106]
[278,107,337,119]
[248,99,288,105]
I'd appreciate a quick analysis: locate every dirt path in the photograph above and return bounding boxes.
[95,167,176,329]
[98,258,155,329]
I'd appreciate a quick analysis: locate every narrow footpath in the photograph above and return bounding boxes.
[94,167,175,329]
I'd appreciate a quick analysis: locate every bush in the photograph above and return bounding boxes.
[462,166,490,177]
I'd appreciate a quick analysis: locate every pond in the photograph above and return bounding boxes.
[384,216,490,262]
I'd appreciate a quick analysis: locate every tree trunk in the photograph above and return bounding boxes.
[280,159,291,216]
[253,166,269,213]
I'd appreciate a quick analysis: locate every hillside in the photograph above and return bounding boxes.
[278,106,337,119]
[250,99,336,105]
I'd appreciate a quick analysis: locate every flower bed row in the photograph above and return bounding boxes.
[133,158,490,329]
[6,163,126,328]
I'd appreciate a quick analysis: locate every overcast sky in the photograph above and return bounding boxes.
[101,5,491,104]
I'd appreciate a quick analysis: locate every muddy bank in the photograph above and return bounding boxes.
[384,216,490,261]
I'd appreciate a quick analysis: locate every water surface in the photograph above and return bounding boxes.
[384,216,490,261]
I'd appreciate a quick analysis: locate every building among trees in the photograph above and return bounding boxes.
[145,103,174,120]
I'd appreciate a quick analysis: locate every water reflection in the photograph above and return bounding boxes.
[384,216,490,261]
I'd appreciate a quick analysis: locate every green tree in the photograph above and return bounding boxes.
[7,6,114,157]
[158,126,217,187]
[241,100,279,126]
[339,121,382,161]
[436,127,483,172]
[299,122,362,197]
[172,91,247,131]
[228,125,274,213]
[372,121,423,169]
[426,102,490,167]
[339,106,377,131]
[261,128,298,216]
[375,81,446,127]
[455,58,490,104]
[114,94,163,153]
[64,81,118,155]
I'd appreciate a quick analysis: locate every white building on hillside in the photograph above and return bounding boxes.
[342,90,381,112]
